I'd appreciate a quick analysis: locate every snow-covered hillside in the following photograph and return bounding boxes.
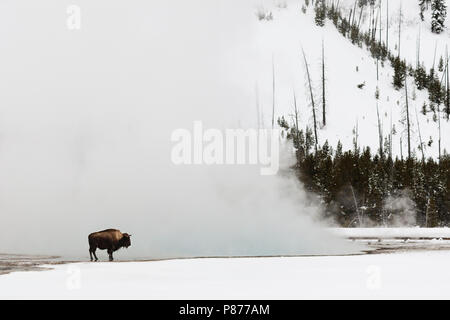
[240,0,450,158]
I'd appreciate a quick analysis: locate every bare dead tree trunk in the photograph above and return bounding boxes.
[372,7,379,40]
[293,89,300,151]
[386,0,389,52]
[400,136,403,161]
[377,5,380,82]
[353,0,358,26]
[404,76,411,159]
[415,105,425,165]
[446,46,450,119]
[357,6,364,30]
[255,82,260,130]
[432,41,437,70]
[376,102,384,158]
[398,4,401,58]
[347,9,353,37]
[302,48,318,153]
[389,107,393,159]
[377,57,379,81]
[322,39,326,127]
[350,184,362,227]
[438,103,442,162]
[272,55,276,129]
[293,90,299,131]
[379,1,382,44]
[416,27,421,69]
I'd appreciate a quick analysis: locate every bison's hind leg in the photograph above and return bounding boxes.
[107,249,113,262]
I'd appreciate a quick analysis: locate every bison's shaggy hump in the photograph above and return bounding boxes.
[96,228,119,233]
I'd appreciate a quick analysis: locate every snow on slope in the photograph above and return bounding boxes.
[2,251,450,299]
[238,0,450,158]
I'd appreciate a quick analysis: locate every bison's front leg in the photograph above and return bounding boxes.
[89,247,98,262]
[107,249,114,261]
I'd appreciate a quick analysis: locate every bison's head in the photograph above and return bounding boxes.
[121,233,132,248]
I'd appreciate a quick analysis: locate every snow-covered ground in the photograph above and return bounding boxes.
[3,228,450,299]
[2,250,450,299]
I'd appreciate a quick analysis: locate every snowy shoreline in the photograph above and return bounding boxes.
[4,227,450,276]
[2,249,450,299]
[330,227,450,239]
[3,227,450,299]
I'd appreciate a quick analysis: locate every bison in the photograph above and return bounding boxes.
[88,229,131,261]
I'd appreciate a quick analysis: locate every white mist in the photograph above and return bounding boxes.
[0,0,362,258]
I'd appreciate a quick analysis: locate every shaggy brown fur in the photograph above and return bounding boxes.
[88,229,131,261]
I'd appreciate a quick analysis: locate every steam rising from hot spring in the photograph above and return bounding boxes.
[0,0,362,258]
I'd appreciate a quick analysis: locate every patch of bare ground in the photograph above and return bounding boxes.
[0,254,66,275]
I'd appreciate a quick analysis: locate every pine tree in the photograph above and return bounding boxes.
[415,64,428,90]
[422,102,428,115]
[428,72,443,105]
[426,196,439,227]
[439,56,445,72]
[327,2,339,26]
[431,0,447,34]
[392,57,406,90]
[315,0,326,27]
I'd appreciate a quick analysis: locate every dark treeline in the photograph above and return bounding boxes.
[278,117,450,227]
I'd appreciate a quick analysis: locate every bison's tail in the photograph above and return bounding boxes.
[88,234,95,246]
